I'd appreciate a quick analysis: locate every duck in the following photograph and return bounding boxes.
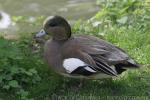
[0,11,11,29]
[35,16,140,79]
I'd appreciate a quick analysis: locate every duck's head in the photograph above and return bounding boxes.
[35,16,71,41]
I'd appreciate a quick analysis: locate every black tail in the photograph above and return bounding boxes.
[115,59,140,74]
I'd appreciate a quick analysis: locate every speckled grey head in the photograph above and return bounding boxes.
[36,16,71,41]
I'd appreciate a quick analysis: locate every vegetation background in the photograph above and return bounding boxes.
[0,0,149,100]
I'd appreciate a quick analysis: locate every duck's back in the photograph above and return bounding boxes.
[67,35,130,64]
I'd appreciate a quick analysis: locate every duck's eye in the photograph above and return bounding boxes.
[49,23,57,27]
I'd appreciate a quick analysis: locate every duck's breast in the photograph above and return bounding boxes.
[44,40,65,72]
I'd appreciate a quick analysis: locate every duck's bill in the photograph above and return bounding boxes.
[35,29,46,38]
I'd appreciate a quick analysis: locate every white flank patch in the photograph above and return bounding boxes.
[63,58,97,74]
[63,58,86,73]
[0,11,11,29]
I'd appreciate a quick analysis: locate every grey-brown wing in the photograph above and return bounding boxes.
[75,35,139,74]
[75,35,129,63]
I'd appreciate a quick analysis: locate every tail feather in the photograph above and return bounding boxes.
[127,59,140,68]
[114,59,140,74]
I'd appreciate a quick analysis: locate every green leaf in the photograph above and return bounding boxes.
[25,71,33,76]
[8,80,19,88]
[18,89,29,97]
[0,76,3,83]
[117,16,128,24]
[4,75,13,80]
[10,67,19,74]
[29,68,37,74]
[36,76,41,81]
[3,85,10,90]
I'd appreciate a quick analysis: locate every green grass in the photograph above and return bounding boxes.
[0,0,149,100]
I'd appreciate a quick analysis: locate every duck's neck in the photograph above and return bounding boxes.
[52,35,71,42]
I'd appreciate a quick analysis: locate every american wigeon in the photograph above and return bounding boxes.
[35,16,139,79]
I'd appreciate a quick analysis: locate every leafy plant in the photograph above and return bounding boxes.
[0,37,41,99]
[73,0,149,37]
[93,0,149,32]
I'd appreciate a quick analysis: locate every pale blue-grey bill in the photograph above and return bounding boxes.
[36,29,46,38]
